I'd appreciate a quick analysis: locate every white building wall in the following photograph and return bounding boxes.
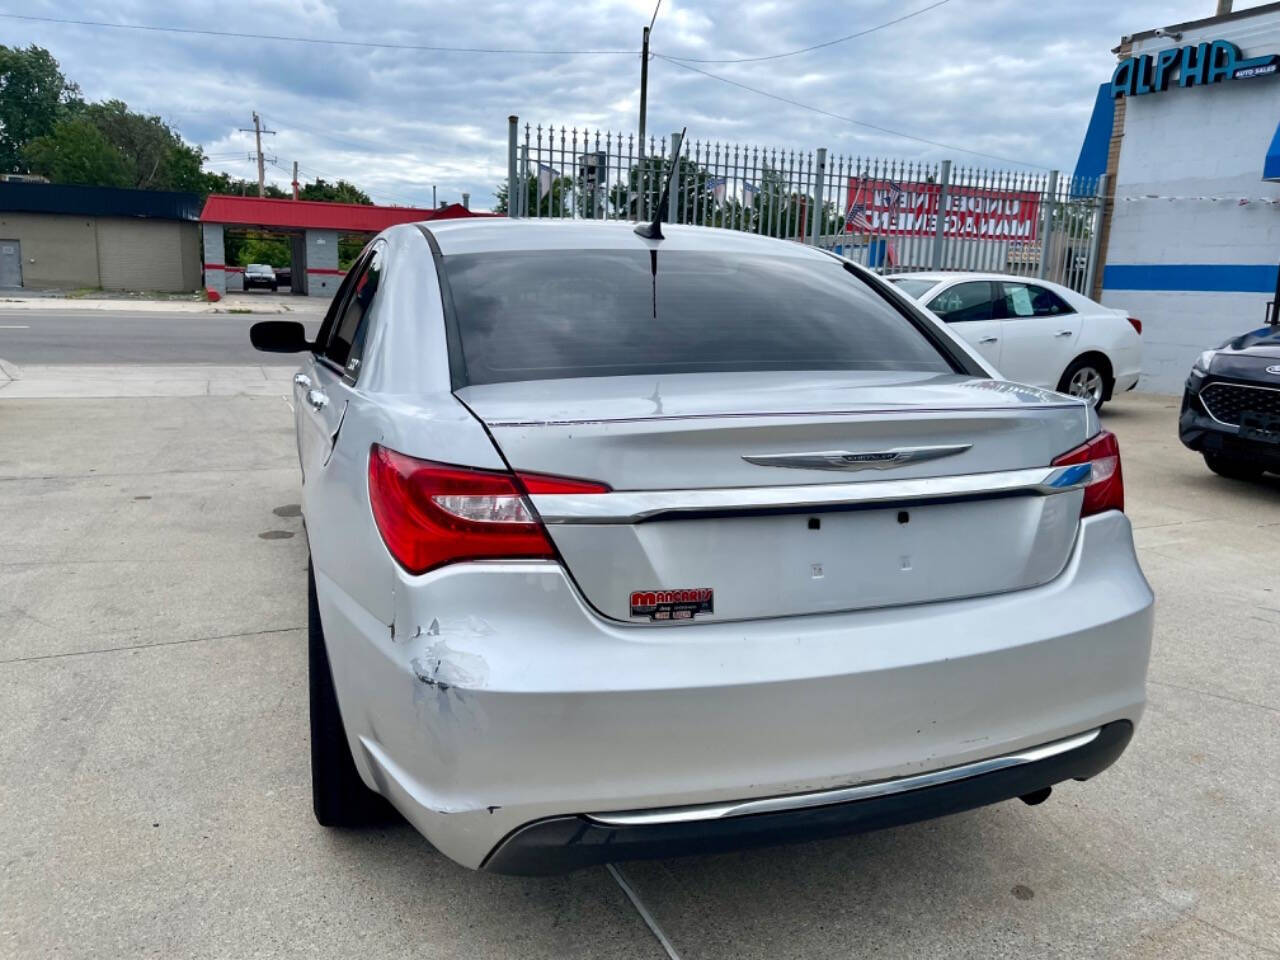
[1102,12,1280,393]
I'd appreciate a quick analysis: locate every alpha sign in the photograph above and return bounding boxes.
[1111,39,1279,98]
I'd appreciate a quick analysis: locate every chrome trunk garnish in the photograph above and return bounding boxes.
[742,444,972,471]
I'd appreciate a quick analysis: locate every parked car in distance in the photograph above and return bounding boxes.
[275,265,292,289]
[1179,320,1280,479]
[888,273,1142,411]
[243,263,278,292]
[250,220,1153,875]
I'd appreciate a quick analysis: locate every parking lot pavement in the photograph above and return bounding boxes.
[1,388,1276,959]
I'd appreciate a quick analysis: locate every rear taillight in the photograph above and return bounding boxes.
[1051,430,1123,517]
[1127,317,1142,336]
[368,445,608,574]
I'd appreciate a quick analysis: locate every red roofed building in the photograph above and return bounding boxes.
[198,195,497,297]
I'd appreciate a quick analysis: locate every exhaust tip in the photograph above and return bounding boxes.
[1019,786,1052,806]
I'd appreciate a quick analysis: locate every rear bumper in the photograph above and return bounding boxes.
[315,512,1152,871]
[484,721,1133,875]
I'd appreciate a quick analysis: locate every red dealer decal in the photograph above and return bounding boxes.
[845,178,1041,241]
[629,588,714,622]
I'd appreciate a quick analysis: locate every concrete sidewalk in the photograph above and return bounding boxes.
[0,293,325,315]
[0,362,297,399]
[1,386,1277,959]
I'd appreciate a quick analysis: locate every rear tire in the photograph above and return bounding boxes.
[1058,356,1111,413]
[1203,453,1264,481]
[309,560,393,826]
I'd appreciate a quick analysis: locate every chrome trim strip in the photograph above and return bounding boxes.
[1200,380,1280,428]
[587,728,1102,827]
[484,402,1083,428]
[532,463,1092,524]
[742,443,972,472]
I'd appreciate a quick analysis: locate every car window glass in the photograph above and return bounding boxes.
[1001,282,1074,318]
[888,278,937,299]
[442,250,954,386]
[326,243,384,379]
[312,255,366,354]
[927,281,995,322]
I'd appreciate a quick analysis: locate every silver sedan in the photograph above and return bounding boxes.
[251,219,1153,874]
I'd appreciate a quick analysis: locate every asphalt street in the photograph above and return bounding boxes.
[0,342,1277,958]
[0,306,323,364]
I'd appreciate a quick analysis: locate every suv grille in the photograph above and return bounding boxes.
[1201,381,1280,426]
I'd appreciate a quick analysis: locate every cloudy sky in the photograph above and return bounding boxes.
[4,0,1261,208]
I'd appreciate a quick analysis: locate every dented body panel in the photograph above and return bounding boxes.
[314,512,1151,869]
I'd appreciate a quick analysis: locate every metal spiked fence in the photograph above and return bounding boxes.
[503,117,1107,295]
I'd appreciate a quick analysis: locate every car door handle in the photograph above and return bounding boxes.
[293,373,312,388]
[1054,330,1074,338]
[978,336,999,344]
[306,389,329,411]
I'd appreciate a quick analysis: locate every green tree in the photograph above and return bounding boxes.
[299,178,371,205]
[494,173,574,217]
[201,170,289,199]
[23,115,130,187]
[237,233,291,267]
[74,99,206,191]
[0,45,80,174]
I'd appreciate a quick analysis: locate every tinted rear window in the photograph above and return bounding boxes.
[442,250,955,386]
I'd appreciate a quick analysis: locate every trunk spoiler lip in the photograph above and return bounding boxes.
[479,401,1086,429]
[531,462,1093,525]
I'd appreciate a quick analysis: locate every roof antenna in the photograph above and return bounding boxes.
[634,127,686,240]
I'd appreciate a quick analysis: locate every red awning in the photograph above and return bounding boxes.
[198,195,495,231]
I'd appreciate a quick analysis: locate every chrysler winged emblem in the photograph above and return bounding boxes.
[1266,364,1280,376]
[742,444,973,471]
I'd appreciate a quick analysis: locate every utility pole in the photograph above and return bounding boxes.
[238,112,276,197]
[638,26,651,160]
[433,185,437,208]
[291,160,299,200]
[637,1,661,218]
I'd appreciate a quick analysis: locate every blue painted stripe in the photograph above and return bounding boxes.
[1103,263,1279,293]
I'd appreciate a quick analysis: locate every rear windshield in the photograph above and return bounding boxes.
[887,278,937,299]
[442,250,955,386]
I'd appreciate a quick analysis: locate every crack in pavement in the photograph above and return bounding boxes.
[0,625,303,666]
[1148,677,1280,716]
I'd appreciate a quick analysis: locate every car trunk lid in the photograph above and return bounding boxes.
[458,371,1091,623]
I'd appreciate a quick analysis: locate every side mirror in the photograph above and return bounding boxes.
[250,320,312,353]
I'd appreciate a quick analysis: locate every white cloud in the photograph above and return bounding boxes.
[8,0,1268,209]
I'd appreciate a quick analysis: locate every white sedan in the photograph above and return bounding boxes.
[888,273,1142,411]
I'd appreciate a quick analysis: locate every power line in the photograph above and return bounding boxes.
[654,54,1049,169]
[0,12,636,56]
[282,161,422,208]
[660,0,954,64]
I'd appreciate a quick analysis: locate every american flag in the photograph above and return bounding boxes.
[845,177,872,232]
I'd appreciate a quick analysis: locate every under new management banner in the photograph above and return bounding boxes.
[846,179,1042,241]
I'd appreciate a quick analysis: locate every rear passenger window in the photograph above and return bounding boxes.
[325,243,385,379]
[928,281,997,323]
[1000,282,1074,318]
